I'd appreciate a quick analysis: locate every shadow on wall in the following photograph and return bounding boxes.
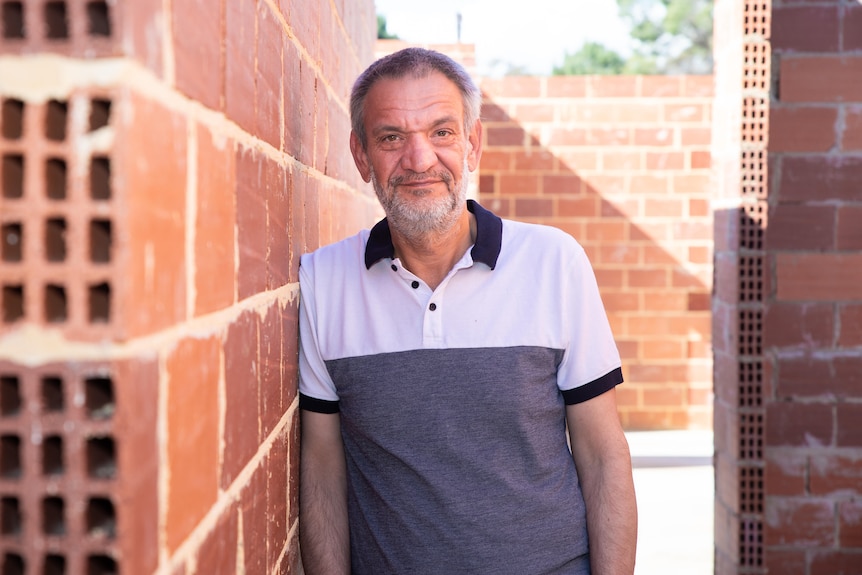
[476,76,714,430]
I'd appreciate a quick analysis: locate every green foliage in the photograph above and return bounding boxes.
[377,15,398,40]
[616,0,713,74]
[553,0,712,76]
[553,42,626,75]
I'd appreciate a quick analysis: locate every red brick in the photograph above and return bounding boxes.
[283,38,303,159]
[634,127,674,146]
[764,549,806,575]
[297,63,318,167]
[225,0,257,134]
[664,103,704,122]
[479,150,512,170]
[557,196,599,218]
[837,404,862,447]
[690,150,711,169]
[265,161,289,290]
[513,103,555,122]
[257,2,283,149]
[240,461,268,575]
[681,127,711,145]
[267,429,290,571]
[513,149,555,171]
[235,147,268,300]
[542,174,581,195]
[486,126,526,147]
[589,76,637,97]
[764,302,835,351]
[642,383,686,406]
[845,5,862,52]
[839,304,862,347]
[839,500,862,547]
[766,402,833,447]
[548,128,592,146]
[598,244,639,265]
[689,198,709,217]
[837,205,862,250]
[780,156,862,202]
[673,173,710,195]
[645,198,684,218]
[772,5,840,53]
[499,174,539,195]
[645,152,684,170]
[769,106,837,152]
[515,198,553,218]
[777,253,862,301]
[481,76,541,98]
[195,126,236,316]
[115,358,160,574]
[481,102,510,122]
[173,0,223,110]
[602,151,641,171]
[682,76,714,97]
[765,452,808,496]
[780,57,862,102]
[601,291,640,312]
[222,309,260,488]
[287,0,320,65]
[630,174,669,194]
[166,336,221,552]
[767,203,835,250]
[640,76,682,97]
[584,220,627,242]
[765,498,836,547]
[546,76,587,98]
[121,95,188,337]
[260,304,285,439]
[125,0,165,77]
[586,127,629,145]
[196,504,238,575]
[843,106,862,151]
[642,340,686,362]
[810,454,862,496]
[809,550,862,575]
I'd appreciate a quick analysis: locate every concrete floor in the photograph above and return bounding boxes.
[626,430,715,575]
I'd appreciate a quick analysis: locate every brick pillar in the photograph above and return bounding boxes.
[712,0,771,573]
[0,1,377,574]
[764,2,862,573]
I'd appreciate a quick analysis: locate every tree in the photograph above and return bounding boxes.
[553,0,712,75]
[377,15,398,40]
[617,0,713,73]
[553,42,627,75]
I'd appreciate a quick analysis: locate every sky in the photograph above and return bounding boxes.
[373,0,632,77]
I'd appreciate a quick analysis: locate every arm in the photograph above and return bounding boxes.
[567,388,637,575]
[300,410,350,575]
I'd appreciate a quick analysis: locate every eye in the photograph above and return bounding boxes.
[435,129,453,137]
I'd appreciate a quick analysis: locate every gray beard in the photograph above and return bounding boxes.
[370,155,470,244]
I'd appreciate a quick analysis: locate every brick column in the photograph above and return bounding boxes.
[764,1,862,572]
[712,0,771,573]
[0,1,377,574]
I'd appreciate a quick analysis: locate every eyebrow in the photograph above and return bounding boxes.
[371,115,460,137]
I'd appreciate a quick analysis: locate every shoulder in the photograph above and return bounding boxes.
[300,230,370,276]
[499,218,586,264]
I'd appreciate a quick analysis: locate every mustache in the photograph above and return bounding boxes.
[388,170,454,187]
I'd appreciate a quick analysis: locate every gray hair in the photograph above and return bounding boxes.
[350,47,482,149]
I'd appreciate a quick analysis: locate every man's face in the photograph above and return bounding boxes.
[350,71,482,238]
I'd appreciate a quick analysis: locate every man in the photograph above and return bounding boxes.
[298,47,637,574]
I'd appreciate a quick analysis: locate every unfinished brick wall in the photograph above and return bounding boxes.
[0,1,378,574]
[764,1,862,573]
[478,75,714,430]
[713,0,862,573]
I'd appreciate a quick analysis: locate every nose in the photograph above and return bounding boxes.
[400,134,437,173]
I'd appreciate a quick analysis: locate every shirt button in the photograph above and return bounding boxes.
[429,303,437,311]
[411,281,420,289]
[391,264,397,271]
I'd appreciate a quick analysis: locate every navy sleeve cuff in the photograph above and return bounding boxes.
[299,393,340,414]
[561,367,624,405]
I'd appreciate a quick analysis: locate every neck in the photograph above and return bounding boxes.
[391,208,476,290]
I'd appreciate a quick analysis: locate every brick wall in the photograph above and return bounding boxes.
[0,1,378,574]
[713,0,862,573]
[478,74,714,430]
[764,1,862,572]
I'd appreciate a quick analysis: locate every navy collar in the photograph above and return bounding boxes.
[364,200,503,270]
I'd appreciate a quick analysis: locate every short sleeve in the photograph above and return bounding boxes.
[556,244,623,404]
[298,253,340,410]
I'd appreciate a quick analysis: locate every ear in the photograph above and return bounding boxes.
[350,131,372,182]
[466,119,483,172]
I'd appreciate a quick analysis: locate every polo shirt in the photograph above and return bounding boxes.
[298,200,623,575]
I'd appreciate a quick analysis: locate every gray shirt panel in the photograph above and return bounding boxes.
[326,346,590,575]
